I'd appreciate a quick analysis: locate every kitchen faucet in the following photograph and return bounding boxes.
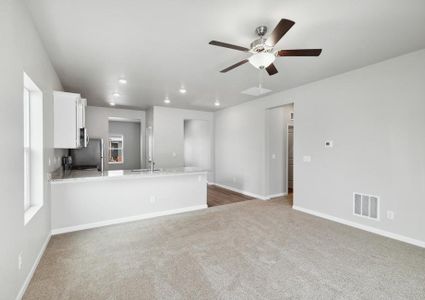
[149,160,155,172]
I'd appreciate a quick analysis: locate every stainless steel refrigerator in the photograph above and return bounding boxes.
[70,138,104,171]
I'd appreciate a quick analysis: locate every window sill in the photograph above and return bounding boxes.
[24,205,42,226]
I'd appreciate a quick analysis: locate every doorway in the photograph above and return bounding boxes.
[183,119,211,171]
[287,124,294,198]
[266,103,294,205]
[108,120,142,170]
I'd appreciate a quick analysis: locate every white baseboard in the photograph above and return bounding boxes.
[16,233,51,300]
[211,182,269,200]
[267,192,287,199]
[51,205,208,235]
[292,205,425,249]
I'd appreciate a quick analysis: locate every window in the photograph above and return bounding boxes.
[109,135,124,164]
[23,72,44,225]
[23,88,31,211]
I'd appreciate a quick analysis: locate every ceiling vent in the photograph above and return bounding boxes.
[241,86,272,96]
[353,193,379,220]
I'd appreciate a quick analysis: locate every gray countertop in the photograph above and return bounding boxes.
[50,167,208,184]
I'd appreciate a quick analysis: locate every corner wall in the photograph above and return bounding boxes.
[152,106,214,181]
[0,0,63,298]
[214,49,425,245]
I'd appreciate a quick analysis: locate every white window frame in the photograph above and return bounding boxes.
[23,88,31,211]
[108,135,124,164]
[23,72,44,225]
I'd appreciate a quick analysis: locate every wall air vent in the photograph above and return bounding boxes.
[353,193,379,220]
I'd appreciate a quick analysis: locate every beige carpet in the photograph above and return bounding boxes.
[24,198,425,299]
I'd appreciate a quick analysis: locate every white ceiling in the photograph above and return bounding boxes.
[26,0,425,111]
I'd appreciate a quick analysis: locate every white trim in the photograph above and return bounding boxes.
[292,205,425,249]
[211,183,269,200]
[24,204,42,226]
[267,192,287,199]
[16,233,51,300]
[51,204,208,235]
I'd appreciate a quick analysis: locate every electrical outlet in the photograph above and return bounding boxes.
[149,196,156,204]
[303,155,312,163]
[172,152,177,157]
[18,252,23,270]
[386,210,395,220]
[271,154,276,159]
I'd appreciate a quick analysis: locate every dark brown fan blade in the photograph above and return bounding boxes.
[277,49,322,56]
[265,64,278,76]
[266,19,295,46]
[209,40,250,52]
[220,59,249,73]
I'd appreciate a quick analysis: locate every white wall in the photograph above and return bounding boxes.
[51,173,207,233]
[266,105,294,196]
[215,49,425,244]
[0,0,63,298]
[152,106,214,180]
[184,120,211,171]
[85,106,146,170]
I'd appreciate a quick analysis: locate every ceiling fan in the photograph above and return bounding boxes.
[209,19,322,75]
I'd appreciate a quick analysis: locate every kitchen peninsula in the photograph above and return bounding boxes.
[50,168,208,234]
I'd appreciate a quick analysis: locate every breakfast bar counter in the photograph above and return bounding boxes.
[51,167,207,183]
[50,167,208,234]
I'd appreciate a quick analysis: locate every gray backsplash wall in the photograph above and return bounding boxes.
[85,106,146,171]
[108,121,141,170]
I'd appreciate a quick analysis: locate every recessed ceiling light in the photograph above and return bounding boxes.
[164,97,171,104]
[179,87,187,94]
[118,78,127,84]
[110,102,116,106]
[214,99,221,107]
[112,92,120,97]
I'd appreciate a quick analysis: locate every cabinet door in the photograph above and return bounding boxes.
[77,98,87,130]
[54,91,80,149]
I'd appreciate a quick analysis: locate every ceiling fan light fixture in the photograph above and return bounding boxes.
[248,52,275,69]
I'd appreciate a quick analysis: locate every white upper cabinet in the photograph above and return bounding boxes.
[54,91,87,149]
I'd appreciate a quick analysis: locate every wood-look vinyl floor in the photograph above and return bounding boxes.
[207,185,293,207]
[207,185,254,207]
